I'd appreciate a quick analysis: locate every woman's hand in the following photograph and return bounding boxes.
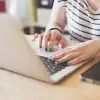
[52,40,100,65]
[33,30,68,50]
[94,52,100,63]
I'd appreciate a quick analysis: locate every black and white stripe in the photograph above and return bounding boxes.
[67,1,100,20]
[56,0,100,41]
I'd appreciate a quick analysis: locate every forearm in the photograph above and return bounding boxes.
[45,0,67,33]
[94,39,100,50]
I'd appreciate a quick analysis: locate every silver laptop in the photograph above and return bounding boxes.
[0,15,84,83]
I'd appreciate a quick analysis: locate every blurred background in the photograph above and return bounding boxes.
[0,0,54,34]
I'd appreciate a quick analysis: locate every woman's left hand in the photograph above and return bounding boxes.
[94,52,100,63]
[52,40,100,65]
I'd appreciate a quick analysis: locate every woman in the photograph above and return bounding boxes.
[33,0,100,65]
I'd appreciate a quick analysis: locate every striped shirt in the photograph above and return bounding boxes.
[53,0,100,41]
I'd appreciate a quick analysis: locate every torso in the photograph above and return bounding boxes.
[65,0,100,41]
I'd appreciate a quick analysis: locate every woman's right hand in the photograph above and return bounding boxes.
[33,29,68,50]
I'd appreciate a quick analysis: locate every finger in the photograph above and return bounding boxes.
[53,46,76,57]
[59,38,68,48]
[70,55,89,65]
[48,41,58,47]
[38,34,43,48]
[47,41,54,52]
[53,47,71,56]
[44,32,51,48]
[48,41,58,51]
[52,50,67,60]
[33,33,38,41]
[53,49,64,56]
[56,52,81,63]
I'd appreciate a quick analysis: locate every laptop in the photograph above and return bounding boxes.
[0,15,85,83]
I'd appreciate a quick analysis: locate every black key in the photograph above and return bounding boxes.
[59,61,68,66]
[39,56,69,75]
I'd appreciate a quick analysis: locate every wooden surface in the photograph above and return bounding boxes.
[0,13,100,100]
[0,69,94,100]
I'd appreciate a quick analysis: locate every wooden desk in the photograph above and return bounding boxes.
[0,14,100,100]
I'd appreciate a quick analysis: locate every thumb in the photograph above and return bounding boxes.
[33,33,38,41]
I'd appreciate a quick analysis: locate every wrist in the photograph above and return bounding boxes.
[45,22,63,34]
[49,28,63,34]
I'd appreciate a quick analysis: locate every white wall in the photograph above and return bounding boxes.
[5,0,51,27]
[6,0,30,27]
[5,0,67,30]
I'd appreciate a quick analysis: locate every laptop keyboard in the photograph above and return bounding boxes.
[39,56,69,75]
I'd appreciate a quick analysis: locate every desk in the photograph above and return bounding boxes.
[0,14,100,100]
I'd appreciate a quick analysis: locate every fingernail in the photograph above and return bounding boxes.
[67,61,72,66]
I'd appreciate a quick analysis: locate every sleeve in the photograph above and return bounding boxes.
[45,0,68,33]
